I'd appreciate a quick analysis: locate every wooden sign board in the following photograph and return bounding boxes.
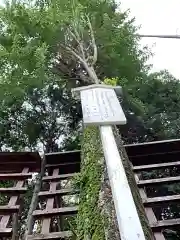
[80,87,126,126]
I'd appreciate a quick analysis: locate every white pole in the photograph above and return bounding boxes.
[100,125,146,240]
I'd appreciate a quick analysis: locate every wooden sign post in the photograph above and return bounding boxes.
[72,84,146,240]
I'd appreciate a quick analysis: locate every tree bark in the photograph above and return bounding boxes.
[98,160,121,240]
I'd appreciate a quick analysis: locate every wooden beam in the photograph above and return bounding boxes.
[27,231,73,239]
[43,173,76,182]
[0,228,12,237]
[137,176,180,186]
[133,161,180,171]
[0,173,32,180]
[0,187,27,194]
[154,232,166,240]
[38,189,79,198]
[151,218,180,229]
[45,162,80,168]
[143,195,180,206]
[0,205,20,214]
[33,206,78,218]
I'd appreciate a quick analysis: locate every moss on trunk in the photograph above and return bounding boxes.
[74,126,153,240]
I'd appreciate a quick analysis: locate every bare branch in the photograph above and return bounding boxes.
[86,16,97,65]
[69,26,86,60]
[60,44,85,63]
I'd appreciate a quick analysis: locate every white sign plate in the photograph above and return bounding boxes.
[80,87,126,126]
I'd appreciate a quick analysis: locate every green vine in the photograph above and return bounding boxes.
[73,126,105,240]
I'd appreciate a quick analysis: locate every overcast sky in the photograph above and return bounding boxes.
[121,0,180,78]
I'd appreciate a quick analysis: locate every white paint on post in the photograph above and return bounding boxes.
[100,125,146,240]
[72,84,146,239]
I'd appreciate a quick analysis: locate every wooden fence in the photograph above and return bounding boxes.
[1,139,180,239]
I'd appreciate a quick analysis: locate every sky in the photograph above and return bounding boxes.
[120,0,180,78]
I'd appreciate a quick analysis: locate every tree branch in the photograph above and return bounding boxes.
[86,16,97,65]
[60,44,85,63]
[68,28,86,60]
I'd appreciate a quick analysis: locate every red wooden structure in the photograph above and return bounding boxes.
[1,139,180,239]
[27,150,80,240]
[126,139,180,239]
[0,152,41,239]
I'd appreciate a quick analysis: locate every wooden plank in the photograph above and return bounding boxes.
[0,187,27,194]
[46,162,80,175]
[143,194,180,206]
[0,205,20,214]
[0,228,12,237]
[0,161,35,165]
[0,173,32,180]
[27,231,73,239]
[133,161,180,171]
[33,206,78,218]
[154,232,166,240]
[46,162,80,168]
[45,150,80,165]
[151,218,180,229]
[125,138,180,157]
[0,162,38,173]
[43,173,76,182]
[0,152,41,172]
[137,176,180,186]
[38,189,79,198]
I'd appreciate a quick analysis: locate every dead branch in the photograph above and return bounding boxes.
[86,15,97,65]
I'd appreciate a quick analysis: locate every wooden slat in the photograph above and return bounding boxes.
[137,176,180,186]
[45,150,80,165]
[33,206,78,218]
[0,228,12,237]
[46,162,80,168]
[0,173,32,180]
[133,161,180,171]
[154,232,166,240]
[143,194,180,206]
[0,161,35,165]
[0,152,41,172]
[151,218,180,229]
[0,187,27,194]
[125,139,180,157]
[38,189,79,198]
[43,173,76,182]
[27,231,73,239]
[0,162,38,173]
[46,162,80,175]
[0,205,20,214]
